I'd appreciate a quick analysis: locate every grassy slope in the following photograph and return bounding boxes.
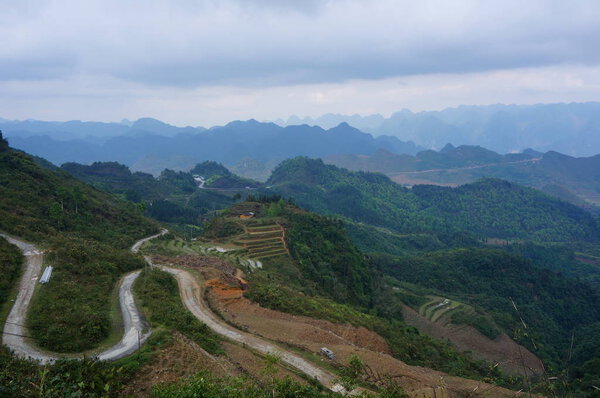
[0,238,23,325]
[133,268,222,355]
[0,140,159,352]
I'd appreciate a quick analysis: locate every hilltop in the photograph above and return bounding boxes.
[325,145,600,211]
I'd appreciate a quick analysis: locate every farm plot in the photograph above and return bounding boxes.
[234,223,289,260]
[419,297,465,324]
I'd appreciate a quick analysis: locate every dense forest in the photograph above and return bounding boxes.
[62,161,238,224]
[267,157,600,242]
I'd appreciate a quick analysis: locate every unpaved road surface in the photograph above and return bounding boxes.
[97,270,151,361]
[1,232,160,363]
[160,266,348,393]
[131,229,168,253]
[1,233,57,364]
[388,157,542,176]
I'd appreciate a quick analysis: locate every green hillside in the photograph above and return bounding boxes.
[372,249,600,364]
[62,161,236,224]
[200,199,509,382]
[191,160,261,188]
[267,157,600,242]
[0,135,158,351]
[326,146,600,211]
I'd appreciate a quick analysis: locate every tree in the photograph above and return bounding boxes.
[49,202,63,228]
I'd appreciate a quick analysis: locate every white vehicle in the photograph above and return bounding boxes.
[320,347,335,360]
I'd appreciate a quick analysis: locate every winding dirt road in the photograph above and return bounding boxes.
[160,265,348,393]
[1,231,163,363]
[3,228,348,391]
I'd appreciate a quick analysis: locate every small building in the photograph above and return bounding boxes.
[239,212,255,219]
[39,266,53,284]
[320,347,335,360]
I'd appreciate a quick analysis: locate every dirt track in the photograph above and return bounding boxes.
[1,232,159,363]
[159,265,349,393]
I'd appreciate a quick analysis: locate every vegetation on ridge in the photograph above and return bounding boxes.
[267,157,600,242]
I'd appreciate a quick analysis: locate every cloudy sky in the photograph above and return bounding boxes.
[1,0,599,126]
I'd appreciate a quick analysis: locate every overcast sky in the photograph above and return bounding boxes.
[1,0,599,126]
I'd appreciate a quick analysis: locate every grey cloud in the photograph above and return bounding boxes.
[2,0,600,87]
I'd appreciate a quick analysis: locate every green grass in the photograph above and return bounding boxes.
[133,268,222,355]
[27,238,147,352]
[0,237,24,327]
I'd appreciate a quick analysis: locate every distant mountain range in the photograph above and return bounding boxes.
[277,102,600,156]
[1,119,421,175]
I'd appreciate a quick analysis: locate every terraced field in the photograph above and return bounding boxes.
[144,221,289,272]
[233,223,289,260]
[419,297,466,324]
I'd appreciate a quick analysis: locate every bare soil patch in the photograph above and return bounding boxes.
[402,305,544,376]
[208,279,522,397]
[152,254,245,288]
[122,332,241,397]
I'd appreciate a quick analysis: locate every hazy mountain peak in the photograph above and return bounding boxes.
[440,143,456,153]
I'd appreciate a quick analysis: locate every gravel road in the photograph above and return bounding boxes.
[1,233,57,364]
[1,232,160,363]
[160,265,348,393]
[130,228,168,253]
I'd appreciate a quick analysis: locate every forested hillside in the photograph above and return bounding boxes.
[190,161,260,188]
[201,200,511,382]
[0,134,157,351]
[326,146,600,211]
[372,249,600,364]
[62,161,239,225]
[1,134,157,246]
[267,157,600,242]
[205,197,600,394]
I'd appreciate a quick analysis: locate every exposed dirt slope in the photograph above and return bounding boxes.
[403,305,544,376]
[158,265,353,394]
[209,280,522,397]
[123,331,305,397]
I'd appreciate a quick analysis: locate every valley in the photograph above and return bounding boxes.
[1,131,600,397]
[4,2,600,396]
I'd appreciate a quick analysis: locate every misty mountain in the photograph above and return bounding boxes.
[279,102,600,156]
[0,117,205,144]
[3,119,421,174]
